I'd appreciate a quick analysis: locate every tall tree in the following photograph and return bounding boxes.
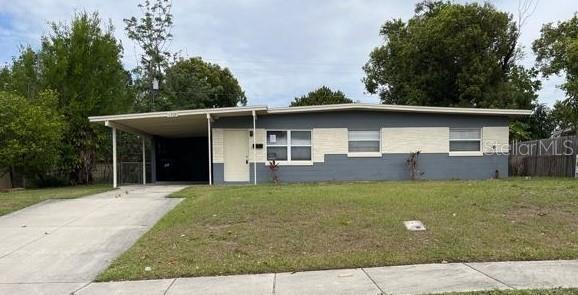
[40,12,131,183]
[6,47,42,99]
[510,104,557,141]
[290,86,353,107]
[163,57,247,110]
[0,67,11,91]
[0,91,64,186]
[533,15,578,134]
[363,1,539,109]
[124,0,174,111]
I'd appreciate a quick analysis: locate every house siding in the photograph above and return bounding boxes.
[249,128,267,162]
[212,128,224,163]
[312,128,348,162]
[482,126,510,154]
[211,111,509,184]
[381,127,449,153]
[212,111,508,129]
[213,153,508,184]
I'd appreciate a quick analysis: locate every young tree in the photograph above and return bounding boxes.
[163,57,247,110]
[363,1,538,109]
[0,91,64,186]
[290,86,353,106]
[533,15,578,134]
[124,0,174,111]
[40,12,131,184]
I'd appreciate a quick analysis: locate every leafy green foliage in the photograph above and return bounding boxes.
[162,57,247,110]
[510,104,557,141]
[290,86,352,106]
[551,99,578,134]
[363,1,538,109]
[124,0,175,111]
[0,68,10,90]
[533,15,578,134]
[0,91,64,182]
[40,12,131,183]
[1,47,42,99]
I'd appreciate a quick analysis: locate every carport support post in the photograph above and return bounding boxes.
[252,110,257,185]
[142,136,146,185]
[207,113,213,185]
[112,127,117,188]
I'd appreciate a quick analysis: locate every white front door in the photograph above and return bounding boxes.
[224,130,250,182]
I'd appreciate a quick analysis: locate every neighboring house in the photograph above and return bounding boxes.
[89,103,531,187]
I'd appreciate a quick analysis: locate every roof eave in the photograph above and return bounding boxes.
[267,103,532,117]
[88,105,269,123]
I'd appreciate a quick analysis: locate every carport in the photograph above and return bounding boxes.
[89,106,267,187]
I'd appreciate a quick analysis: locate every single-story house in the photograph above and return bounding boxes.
[88,103,531,187]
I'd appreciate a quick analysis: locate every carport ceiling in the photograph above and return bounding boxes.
[115,115,208,138]
[89,106,267,138]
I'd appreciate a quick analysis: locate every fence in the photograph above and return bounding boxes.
[93,162,151,185]
[509,136,578,177]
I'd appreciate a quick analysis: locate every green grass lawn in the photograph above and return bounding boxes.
[98,178,578,281]
[440,289,578,294]
[0,184,113,216]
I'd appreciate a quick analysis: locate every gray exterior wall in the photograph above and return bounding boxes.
[212,111,509,184]
[213,111,508,129]
[213,154,507,184]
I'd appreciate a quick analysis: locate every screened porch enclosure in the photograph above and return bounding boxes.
[154,136,209,183]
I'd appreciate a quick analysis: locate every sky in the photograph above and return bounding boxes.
[0,0,576,107]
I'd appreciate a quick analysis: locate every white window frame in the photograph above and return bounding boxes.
[266,129,313,165]
[347,129,382,158]
[449,128,483,156]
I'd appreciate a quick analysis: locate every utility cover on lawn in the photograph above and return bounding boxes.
[404,220,426,231]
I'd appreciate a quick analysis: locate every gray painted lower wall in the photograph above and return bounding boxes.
[213,153,508,184]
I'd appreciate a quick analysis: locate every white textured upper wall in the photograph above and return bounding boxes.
[213,128,267,163]
[312,128,348,162]
[212,126,510,163]
[249,128,267,162]
[212,128,224,163]
[382,127,449,153]
[483,126,509,153]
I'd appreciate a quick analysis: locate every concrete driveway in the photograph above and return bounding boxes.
[0,185,185,295]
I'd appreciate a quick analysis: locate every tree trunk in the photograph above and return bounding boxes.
[9,166,15,189]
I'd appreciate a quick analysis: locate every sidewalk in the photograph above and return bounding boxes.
[71,259,578,295]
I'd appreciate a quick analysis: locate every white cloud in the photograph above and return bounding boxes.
[0,0,574,107]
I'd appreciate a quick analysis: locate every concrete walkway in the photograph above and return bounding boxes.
[72,260,578,295]
[0,185,186,295]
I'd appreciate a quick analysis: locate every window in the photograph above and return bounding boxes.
[267,130,311,161]
[267,131,288,160]
[290,131,312,160]
[449,128,482,152]
[348,130,380,153]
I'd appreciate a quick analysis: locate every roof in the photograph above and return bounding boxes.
[267,103,532,116]
[89,103,532,138]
